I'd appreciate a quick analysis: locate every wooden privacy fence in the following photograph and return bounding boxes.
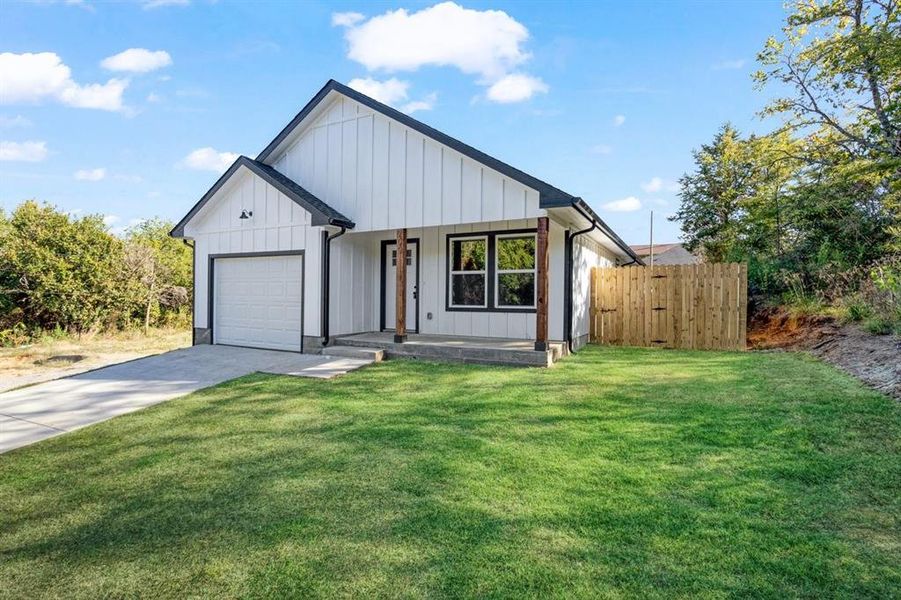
[589,263,748,351]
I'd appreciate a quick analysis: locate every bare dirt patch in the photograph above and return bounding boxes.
[0,328,191,393]
[749,307,900,399]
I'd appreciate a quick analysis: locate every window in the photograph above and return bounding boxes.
[449,236,487,307]
[495,234,536,308]
[446,230,538,312]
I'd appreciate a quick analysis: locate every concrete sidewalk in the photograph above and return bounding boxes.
[0,345,372,453]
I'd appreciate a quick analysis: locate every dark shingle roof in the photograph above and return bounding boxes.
[173,79,639,262]
[255,80,638,261]
[170,156,353,237]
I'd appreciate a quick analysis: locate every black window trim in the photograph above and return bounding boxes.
[445,228,537,314]
[447,234,489,309]
[494,231,538,310]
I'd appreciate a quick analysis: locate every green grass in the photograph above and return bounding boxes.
[1,347,899,599]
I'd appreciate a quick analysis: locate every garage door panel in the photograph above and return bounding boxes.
[213,254,303,352]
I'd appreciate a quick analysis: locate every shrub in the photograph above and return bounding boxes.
[0,202,192,342]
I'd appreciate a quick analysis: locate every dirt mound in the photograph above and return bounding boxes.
[748,307,839,350]
[749,307,900,399]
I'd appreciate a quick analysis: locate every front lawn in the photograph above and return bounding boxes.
[1,346,898,598]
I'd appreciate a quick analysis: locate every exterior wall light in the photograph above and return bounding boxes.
[239,209,253,219]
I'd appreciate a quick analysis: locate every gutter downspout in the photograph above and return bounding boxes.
[182,239,196,346]
[565,206,598,353]
[320,224,347,347]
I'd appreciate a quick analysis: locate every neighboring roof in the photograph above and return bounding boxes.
[170,155,354,237]
[629,243,700,265]
[255,79,641,264]
[630,243,685,255]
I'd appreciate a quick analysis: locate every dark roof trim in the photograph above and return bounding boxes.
[255,79,637,261]
[547,196,643,264]
[170,156,354,238]
[256,79,575,204]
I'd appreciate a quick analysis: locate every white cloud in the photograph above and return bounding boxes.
[612,114,626,127]
[0,52,127,112]
[485,73,547,103]
[401,92,437,114]
[331,11,364,27]
[58,78,128,111]
[181,147,239,173]
[0,140,48,162]
[712,59,746,70]
[338,2,545,103]
[101,49,172,73]
[348,77,409,105]
[102,214,120,227]
[74,167,106,181]
[602,196,642,212]
[142,0,189,9]
[590,144,612,155]
[348,77,436,113]
[341,3,529,79]
[0,115,31,127]
[640,177,679,193]
[146,92,162,103]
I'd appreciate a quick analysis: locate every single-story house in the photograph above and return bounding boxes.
[630,243,700,265]
[170,79,642,361]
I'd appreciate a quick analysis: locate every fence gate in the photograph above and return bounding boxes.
[590,263,747,351]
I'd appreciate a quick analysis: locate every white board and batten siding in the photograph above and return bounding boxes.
[572,236,616,344]
[270,95,543,233]
[325,219,567,342]
[184,167,322,337]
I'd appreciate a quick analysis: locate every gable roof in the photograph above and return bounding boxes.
[170,155,354,237]
[255,79,639,262]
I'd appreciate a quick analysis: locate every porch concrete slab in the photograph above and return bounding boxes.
[0,345,374,453]
[335,332,565,367]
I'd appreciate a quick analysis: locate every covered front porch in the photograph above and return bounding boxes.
[332,332,566,367]
[374,217,554,352]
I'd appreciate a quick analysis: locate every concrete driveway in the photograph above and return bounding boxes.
[0,345,371,453]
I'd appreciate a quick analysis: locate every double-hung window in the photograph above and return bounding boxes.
[495,234,536,308]
[449,236,488,307]
[447,230,537,311]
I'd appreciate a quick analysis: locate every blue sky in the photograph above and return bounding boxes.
[0,0,787,244]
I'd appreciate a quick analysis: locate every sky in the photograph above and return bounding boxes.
[0,0,788,244]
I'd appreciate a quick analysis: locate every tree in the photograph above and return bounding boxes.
[670,124,760,262]
[755,0,900,162]
[755,0,900,256]
[124,219,192,332]
[0,201,129,332]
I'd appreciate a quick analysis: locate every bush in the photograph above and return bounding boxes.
[840,296,872,323]
[0,202,192,345]
[863,317,896,335]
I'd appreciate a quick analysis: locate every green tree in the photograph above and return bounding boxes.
[0,201,130,333]
[124,218,192,332]
[670,124,759,262]
[755,0,900,162]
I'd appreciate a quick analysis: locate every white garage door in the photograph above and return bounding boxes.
[213,254,303,352]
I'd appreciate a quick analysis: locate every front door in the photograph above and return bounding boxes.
[383,241,418,333]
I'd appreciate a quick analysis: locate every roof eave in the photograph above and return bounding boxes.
[169,155,354,239]
[543,196,644,265]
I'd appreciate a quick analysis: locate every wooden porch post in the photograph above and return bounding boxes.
[535,216,549,351]
[395,228,407,343]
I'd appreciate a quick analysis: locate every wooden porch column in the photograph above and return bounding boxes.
[395,228,407,343]
[535,216,549,351]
